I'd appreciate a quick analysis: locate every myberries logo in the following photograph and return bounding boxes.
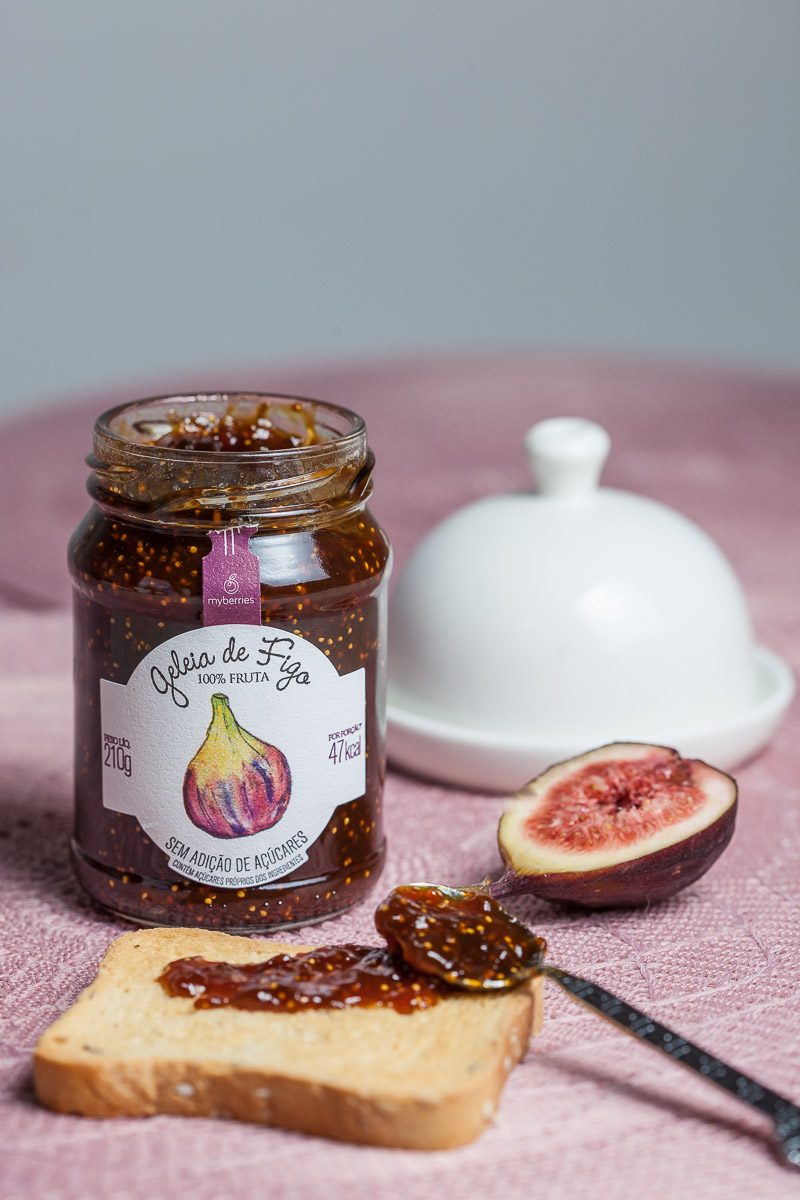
[202,527,262,627]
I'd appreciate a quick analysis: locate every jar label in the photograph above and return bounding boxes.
[100,626,366,890]
[202,527,262,626]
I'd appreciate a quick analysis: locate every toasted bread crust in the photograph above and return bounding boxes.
[34,927,543,1149]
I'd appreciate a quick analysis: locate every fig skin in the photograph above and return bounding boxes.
[494,742,738,910]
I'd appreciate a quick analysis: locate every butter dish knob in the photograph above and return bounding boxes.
[525,417,611,498]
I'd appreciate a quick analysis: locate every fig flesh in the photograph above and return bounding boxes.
[495,742,737,908]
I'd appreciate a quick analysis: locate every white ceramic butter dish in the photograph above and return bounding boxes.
[387,418,794,791]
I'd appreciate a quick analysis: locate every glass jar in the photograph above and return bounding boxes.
[69,392,391,929]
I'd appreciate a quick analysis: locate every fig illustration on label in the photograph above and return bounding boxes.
[183,693,292,839]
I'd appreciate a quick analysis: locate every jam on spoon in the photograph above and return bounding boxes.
[378,883,800,1170]
[374,883,546,990]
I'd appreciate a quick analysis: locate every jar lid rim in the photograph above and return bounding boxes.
[94,391,366,464]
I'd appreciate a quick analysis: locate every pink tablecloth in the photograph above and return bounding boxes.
[2,354,799,1200]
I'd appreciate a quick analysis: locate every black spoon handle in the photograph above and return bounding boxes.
[542,964,800,1168]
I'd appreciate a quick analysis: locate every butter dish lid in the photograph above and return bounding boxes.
[387,418,794,792]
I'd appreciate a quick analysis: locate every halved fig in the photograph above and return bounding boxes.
[494,742,737,909]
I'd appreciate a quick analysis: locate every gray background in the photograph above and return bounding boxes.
[2,0,799,417]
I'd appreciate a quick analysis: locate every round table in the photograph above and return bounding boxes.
[2,354,799,1200]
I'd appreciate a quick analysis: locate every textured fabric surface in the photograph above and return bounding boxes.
[1,355,799,1200]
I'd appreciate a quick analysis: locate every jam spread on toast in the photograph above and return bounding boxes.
[159,944,446,1013]
[160,886,545,1013]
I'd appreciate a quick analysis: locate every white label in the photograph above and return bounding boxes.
[100,627,365,889]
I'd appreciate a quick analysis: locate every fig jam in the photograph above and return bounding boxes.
[375,885,547,989]
[159,946,447,1013]
[69,393,391,930]
[159,886,545,1013]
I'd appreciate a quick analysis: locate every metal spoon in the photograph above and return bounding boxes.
[376,884,800,1168]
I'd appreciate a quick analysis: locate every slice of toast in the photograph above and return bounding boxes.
[34,927,542,1150]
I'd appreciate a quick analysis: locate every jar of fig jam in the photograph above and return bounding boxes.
[69,393,391,929]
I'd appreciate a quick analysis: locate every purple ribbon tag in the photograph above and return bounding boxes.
[202,527,262,626]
